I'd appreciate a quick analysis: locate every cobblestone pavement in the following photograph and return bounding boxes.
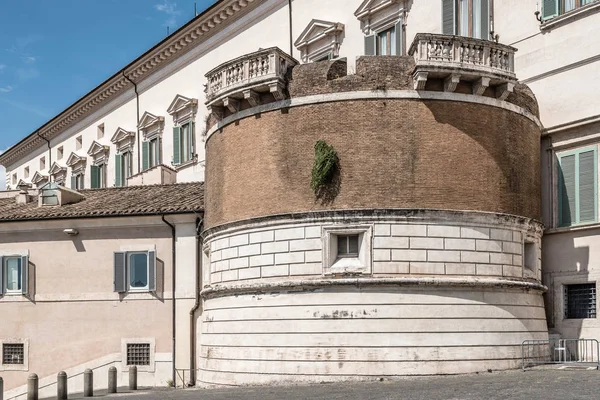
[47,369,600,400]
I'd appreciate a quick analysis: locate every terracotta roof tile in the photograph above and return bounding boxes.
[0,182,204,222]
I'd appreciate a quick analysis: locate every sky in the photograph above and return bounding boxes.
[0,0,216,189]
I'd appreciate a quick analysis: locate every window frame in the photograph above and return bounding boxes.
[148,136,161,169]
[0,253,29,297]
[544,0,598,19]
[128,251,150,292]
[178,121,195,165]
[564,283,597,319]
[120,338,155,372]
[556,145,598,228]
[3,256,23,294]
[0,339,29,371]
[322,225,373,276]
[443,0,491,40]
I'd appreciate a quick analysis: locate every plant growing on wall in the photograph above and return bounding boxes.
[311,140,338,198]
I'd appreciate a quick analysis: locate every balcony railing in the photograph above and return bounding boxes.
[204,47,297,111]
[408,33,517,98]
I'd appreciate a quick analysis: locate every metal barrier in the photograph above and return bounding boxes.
[522,338,600,370]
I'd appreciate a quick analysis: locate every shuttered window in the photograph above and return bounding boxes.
[442,0,491,39]
[173,121,195,165]
[543,0,595,20]
[558,146,598,227]
[364,21,403,56]
[114,250,156,293]
[0,255,29,296]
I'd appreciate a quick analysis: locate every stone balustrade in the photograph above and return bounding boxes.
[204,47,297,116]
[408,33,517,99]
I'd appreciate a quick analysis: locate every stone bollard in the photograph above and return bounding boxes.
[129,366,137,391]
[83,369,93,397]
[0,376,4,400]
[108,366,117,394]
[27,373,38,400]
[57,371,68,400]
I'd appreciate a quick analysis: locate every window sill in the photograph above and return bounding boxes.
[173,159,197,171]
[545,221,600,235]
[541,2,600,31]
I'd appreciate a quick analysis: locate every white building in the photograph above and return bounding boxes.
[0,0,599,395]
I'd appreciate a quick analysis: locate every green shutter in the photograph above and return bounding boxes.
[442,0,456,35]
[559,154,576,227]
[173,126,181,165]
[0,256,4,296]
[480,0,490,40]
[364,35,376,56]
[21,255,28,295]
[542,0,559,19]
[71,175,77,190]
[142,141,150,171]
[90,165,100,189]
[188,121,195,159]
[395,20,403,55]
[558,147,598,227]
[114,252,127,293]
[579,150,597,223]
[115,154,122,187]
[148,250,156,292]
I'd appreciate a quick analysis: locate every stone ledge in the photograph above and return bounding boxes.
[201,276,547,299]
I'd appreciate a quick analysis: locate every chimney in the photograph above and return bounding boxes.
[16,188,35,204]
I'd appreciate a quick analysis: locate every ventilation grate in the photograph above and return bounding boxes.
[126,343,150,366]
[3,343,24,365]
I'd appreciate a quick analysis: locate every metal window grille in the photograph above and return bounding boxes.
[2,343,24,365]
[565,283,596,319]
[126,343,150,366]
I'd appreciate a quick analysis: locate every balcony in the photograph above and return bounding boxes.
[408,33,517,99]
[204,47,298,117]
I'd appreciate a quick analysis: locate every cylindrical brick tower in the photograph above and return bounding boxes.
[200,42,546,386]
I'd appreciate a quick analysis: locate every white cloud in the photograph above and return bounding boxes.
[23,56,36,64]
[0,149,5,191]
[0,85,12,93]
[0,64,5,72]
[154,1,180,27]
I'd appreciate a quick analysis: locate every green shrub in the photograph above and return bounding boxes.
[311,140,338,196]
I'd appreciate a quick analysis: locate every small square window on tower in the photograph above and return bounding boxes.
[322,225,373,275]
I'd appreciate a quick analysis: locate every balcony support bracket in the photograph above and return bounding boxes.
[495,82,515,101]
[472,77,490,96]
[444,74,461,92]
[243,89,260,107]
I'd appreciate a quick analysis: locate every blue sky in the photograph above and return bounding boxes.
[0,0,215,188]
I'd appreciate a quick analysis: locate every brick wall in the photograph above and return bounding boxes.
[205,98,541,229]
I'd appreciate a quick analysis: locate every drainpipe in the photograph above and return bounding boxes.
[288,0,293,56]
[189,216,203,386]
[161,215,176,387]
[36,132,51,182]
[122,72,141,173]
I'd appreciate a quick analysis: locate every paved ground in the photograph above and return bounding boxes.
[47,368,600,400]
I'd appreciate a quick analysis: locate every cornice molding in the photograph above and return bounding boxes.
[0,0,260,168]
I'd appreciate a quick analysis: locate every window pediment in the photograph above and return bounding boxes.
[139,112,165,140]
[167,95,198,125]
[66,152,87,168]
[355,0,403,33]
[87,141,109,157]
[16,179,32,189]
[48,162,66,175]
[31,172,49,185]
[294,19,345,63]
[110,127,135,145]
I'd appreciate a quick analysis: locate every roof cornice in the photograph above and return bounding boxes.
[0,0,261,167]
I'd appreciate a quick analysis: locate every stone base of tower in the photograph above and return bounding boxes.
[198,210,548,386]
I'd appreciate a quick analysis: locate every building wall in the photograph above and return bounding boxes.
[0,215,198,394]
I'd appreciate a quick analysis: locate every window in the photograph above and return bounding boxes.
[97,123,105,139]
[557,146,597,227]
[0,255,28,296]
[127,343,151,366]
[565,283,596,319]
[173,121,195,166]
[323,226,373,275]
[71,173,84,190]
[40,157,46,171]
[142,137,161,171]
[2,343,24,365]
[57,146,64,160]
[11,173,17,185]
[338,235,359,257]
[114,250,156,293]
[524,241,537,271]
[377,26,397,56]
[23,167,29,179]
[90,163,107,189]
[75,136,83,150]
[543,0,598,19]
[115,151,132,187]
[442,0,491,40]
[364,21,403,56]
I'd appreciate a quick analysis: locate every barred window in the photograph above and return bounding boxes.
[3,343,24,365]
[126,343,150,366]
[565,283,596,319]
